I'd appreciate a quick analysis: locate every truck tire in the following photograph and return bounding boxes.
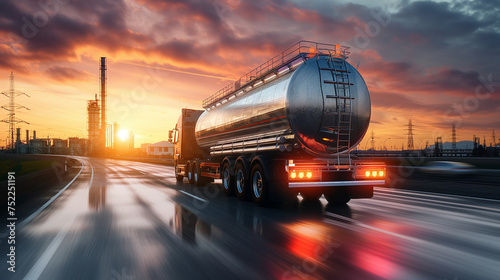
[235,162,250,200]
[187,162,194,184]
[251,163,270,206]
[221,162,234,196]
[193,162,204,186]
[174,163,183,182]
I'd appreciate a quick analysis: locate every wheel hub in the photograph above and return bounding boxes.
[253,171,263,198]
[223,169,230,190]
[236,170,244,193]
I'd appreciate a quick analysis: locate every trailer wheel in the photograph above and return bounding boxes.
[251,163,269,206]
[324,188,350,205]
[193,162,204,186]
[174,163,183,182]
[235,162,250,200]
[187,162,194,184]
[221,162,234,196]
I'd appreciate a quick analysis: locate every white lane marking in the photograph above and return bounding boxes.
[377,187,500,203]
[179,190,208,202]
[22,159,94,280]
[22,216,76,280]
[18,159,86,228]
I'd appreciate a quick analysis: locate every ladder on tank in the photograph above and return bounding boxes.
[318,55,354,168]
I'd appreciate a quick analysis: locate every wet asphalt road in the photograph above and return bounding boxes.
[2,157,500,280]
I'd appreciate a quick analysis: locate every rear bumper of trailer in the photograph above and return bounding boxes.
[288,180,385,188]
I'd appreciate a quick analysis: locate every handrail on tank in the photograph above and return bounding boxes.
[202,40,350,109]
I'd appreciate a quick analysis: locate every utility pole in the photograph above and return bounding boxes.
[492,129,496,147]
[370,130,375,150]
[451,124,457,149]
[406,119,414,150]
[1,72,30,151]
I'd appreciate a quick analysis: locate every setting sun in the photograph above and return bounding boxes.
[117,129,129,141]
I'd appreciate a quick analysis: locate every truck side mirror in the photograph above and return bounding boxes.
[168,130,173,143]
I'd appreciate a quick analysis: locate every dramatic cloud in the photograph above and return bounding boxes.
[45,66,92,82]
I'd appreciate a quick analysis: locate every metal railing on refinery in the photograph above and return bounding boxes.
[202,41,350,109]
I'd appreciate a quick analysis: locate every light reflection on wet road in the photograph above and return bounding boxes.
[3,157,500,280]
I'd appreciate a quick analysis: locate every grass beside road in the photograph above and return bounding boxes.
[0,158,57,181]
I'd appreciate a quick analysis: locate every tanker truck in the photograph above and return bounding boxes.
[169,41,385,206]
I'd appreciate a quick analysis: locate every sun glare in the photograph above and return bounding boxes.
[118,129,129,141]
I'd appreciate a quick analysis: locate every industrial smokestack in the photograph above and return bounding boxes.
[26,129,29,143]
[100,57,106,149]
[16,128,21,143]
[33,130,36,140]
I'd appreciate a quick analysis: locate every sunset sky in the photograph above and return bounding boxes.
[1,0,499,149]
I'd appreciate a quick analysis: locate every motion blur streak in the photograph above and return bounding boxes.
[1,158,499,280]
[118,61,235,80]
